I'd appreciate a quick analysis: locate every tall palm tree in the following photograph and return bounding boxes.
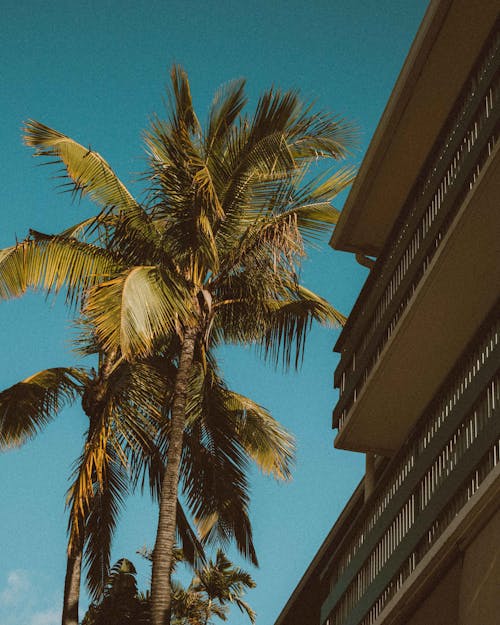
[138,69,355,625]
[2,66,355,624]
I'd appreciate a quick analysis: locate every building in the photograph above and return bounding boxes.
[274,2,500,624]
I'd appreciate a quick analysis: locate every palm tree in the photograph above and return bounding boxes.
[0,354,174,625]
[191,549,256,625]
[82,558,151,625]
[139,69,355,625]
[2,65,355,624]
[83,550,255,625]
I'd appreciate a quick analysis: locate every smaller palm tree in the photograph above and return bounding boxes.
[83,550,255,625]
[82,558,151,625]
[191,549,256,625]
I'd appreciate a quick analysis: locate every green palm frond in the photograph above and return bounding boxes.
[0,234,118,307]
[175,502,207,569]
[24,121,159,253]
[28,231,119,305]
[0,367,86,448]
[260,283,346,369]
[107,359,171,435]
[219,132,296,224]
[182,417,257,564]
[171,580,211,625]
[182,363,275,565]
[84,266,190,358]
[205,78,247,157]
[23,120,139,213]
[146,123,222,275]
[168,65,201,135]
[59,214,114,244]
[287,108,358,161]
[193,548,256,624]
[213,278,345,368]
[291,163,357,205]
[247,88,357,161]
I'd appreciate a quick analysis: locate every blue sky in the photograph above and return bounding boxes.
[0,2,428,623]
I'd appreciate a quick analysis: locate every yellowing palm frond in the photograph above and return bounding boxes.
[23,120,138,213]
[0,242,31,299]
[83,442,129,600]
[223,391,294,480]
[85,266,190,359]
[0,234,118,307]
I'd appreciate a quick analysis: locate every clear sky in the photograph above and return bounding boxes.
[0,2,428,624]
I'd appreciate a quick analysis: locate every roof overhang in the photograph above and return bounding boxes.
[330,0,500,257]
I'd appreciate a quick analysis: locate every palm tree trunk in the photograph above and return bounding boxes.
[151,325,198,625]
[61,548,82,625]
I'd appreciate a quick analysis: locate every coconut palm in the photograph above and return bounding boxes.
[1,65,355,624]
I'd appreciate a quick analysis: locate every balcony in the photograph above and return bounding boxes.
[321,310,500,625]
[332,28,500,454]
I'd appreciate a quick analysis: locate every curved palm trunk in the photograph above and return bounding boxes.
[151,326,198,625]
[61,548,82,625]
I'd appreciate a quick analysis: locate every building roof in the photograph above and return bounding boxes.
[329,0,499,257]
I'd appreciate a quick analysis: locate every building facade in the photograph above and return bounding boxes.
[274,2,500,624]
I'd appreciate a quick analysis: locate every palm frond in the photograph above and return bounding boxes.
[260,283,346,369]
[23,120,139,213]
[0,367,86,448]
[222,390,294,480]
[205,78,247,157]
[181,363,271,564]
[84,266,190,359]
[66,413,111,555]
[29,231,119,306]
[193,548,256,623]
[168,65,201,135]
[146,118,223,275]
[83,441,129,600]
[176,502,207,569]
[0,233,118,308]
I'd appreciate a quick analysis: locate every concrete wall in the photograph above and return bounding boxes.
[406,559,460,625]
[459,507,500,625]
[402,506,500,625]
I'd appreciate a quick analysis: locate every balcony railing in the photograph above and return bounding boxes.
[321,307,500,625]
[333,27,500,433]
